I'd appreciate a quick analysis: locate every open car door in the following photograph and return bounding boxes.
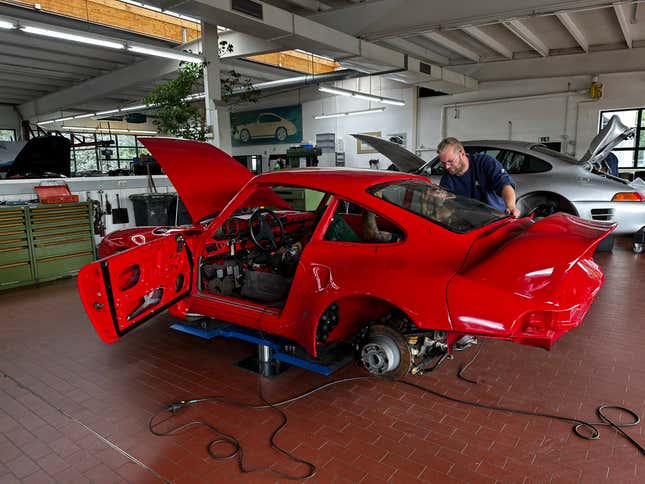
[78,234,193,344]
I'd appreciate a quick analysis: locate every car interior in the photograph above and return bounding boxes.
[197,186,402,308]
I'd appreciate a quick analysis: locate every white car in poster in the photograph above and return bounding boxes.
[233,112,297,143]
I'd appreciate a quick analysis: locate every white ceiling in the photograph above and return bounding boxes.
[2,0,645,121]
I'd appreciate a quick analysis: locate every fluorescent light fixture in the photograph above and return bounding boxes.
[184,92,205,101]
[318,85,405,107]
[95,109,120,116]
[54,116,74,122]
[120,104,147,112]
[73,112,97,119]
[37,120,55,126]
[141,3,162,12]
[128,45,203,63]
[21,26,125,49]
[319,86,351,97]
[347,107,386,116]
[59,126,157,135]
[0,19,16,29]
[313,107,385,119]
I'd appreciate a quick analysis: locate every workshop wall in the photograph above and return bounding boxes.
[418,72,645,164]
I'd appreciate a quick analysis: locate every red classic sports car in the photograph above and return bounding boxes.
[78,138,615,377]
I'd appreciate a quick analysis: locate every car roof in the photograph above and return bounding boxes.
[254,168,427,200]
[461,140,544,151]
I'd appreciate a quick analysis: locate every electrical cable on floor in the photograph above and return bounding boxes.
[0,369,170,484]
[153,362,643,481]
[457,345,482,384]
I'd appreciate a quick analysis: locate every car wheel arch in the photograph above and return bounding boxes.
[517,191,578,217]
[313,294,416,347]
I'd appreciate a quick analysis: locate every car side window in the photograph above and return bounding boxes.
[323,200,403,244]
[502,150,552,174]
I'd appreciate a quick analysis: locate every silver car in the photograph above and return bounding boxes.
[354,116,645,235]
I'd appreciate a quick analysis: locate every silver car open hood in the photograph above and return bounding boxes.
[579,115,635,166]
[351,134,426,172]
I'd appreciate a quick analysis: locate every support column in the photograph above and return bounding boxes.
[202,22,232,152]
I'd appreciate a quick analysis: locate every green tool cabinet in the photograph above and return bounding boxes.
[0,202,95,290]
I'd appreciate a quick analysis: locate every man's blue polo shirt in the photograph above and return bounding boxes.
[439,153,515,212]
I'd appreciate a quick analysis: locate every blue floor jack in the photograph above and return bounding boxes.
[171,318,353,377]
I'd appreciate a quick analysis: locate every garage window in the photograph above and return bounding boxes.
[599,109,645,168]
[0,129,16,141]
[67,132,151,174]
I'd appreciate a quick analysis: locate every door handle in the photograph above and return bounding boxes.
[127,287,164,320]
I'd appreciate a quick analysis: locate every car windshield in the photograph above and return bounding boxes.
[368,180,507,233]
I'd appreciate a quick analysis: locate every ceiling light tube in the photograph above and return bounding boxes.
[120,104,147,112]
[95,109,120,116]
[313,107,386,119]
[0,19,16,29]
[319,86,353,97]
[314,112,348,119]
[37,120,55,125]
[346,107,386,116]
[128,45,203,63]
[380,98,406,106]
[73,112,97,119]
[54,116,74,122]
[318,85,405,106]
[21,26,125,49]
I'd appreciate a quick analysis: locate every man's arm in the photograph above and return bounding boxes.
[501,185,520,217]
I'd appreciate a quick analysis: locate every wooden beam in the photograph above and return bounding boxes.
[248,51,340,74]
[20,0,201,43]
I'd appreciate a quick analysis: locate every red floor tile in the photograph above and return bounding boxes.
[0,237,643,482]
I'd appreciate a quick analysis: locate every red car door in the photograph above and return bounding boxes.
[77,234,193,344]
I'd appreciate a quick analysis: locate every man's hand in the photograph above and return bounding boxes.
[505,205,520,218]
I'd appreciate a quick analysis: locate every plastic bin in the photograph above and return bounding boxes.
[129,193,176,226]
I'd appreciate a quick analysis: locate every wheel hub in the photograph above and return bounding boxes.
[360,335,400,375]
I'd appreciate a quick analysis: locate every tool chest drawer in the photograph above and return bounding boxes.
[0,203,95,290]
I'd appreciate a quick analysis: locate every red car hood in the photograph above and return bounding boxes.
[139,138,287,222]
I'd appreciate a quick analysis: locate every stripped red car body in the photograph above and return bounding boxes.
[78,138,615,377]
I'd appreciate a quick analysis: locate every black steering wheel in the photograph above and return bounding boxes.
[249,207,285,251]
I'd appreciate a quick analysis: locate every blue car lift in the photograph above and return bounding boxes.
[171,319,352,377]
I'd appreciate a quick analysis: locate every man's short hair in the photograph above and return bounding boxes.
[437,137,463,154]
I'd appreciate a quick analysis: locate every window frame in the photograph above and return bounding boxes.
[599,108,645,169]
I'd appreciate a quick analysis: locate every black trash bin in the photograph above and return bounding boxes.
[129,193,176,226]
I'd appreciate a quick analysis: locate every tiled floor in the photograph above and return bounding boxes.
[0,237,643,483]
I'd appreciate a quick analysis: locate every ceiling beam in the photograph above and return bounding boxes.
[503,19,549,57]
[285,1,332,12]
[613,3,632,48]
[381,38,450,65]
[422,32,480,62]
[555,12,588,52]
[18,38,201,119]
[461,25,513,58]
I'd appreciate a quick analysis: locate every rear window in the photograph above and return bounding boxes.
[531,146,578,164]
[368,180,507,233]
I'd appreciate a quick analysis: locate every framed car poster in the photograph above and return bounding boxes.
[230,105,303,146]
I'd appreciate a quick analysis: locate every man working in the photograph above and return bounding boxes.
[437,137,520,217]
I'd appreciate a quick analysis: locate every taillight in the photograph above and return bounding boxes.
[612,192,645,202]
[522,311,552,334]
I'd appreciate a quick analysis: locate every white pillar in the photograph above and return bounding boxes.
[202,22,232,153]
